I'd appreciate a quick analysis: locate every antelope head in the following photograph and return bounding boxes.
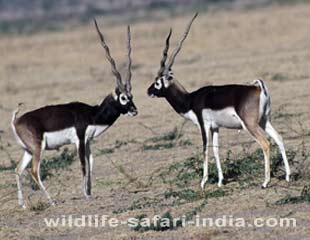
[94,19,137,116]
[147,13,198,98]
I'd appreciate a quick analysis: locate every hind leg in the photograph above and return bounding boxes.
[244,123,271,188]
[238,112,271,188]
[31,147,55,206]
[15,151,32,208]
[15,120,55,206]
[264,121,290,182]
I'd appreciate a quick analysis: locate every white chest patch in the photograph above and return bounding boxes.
[202,107,242,129]
[85,125,109,142]
[182,110,199,127]
[43,127,79,150]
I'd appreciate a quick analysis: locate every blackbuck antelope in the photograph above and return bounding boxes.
[11,19,137,208]
[147,13,290,189]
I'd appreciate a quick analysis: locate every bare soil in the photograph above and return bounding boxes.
[0,3,310,240]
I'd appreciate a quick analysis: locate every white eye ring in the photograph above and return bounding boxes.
[119,93,128,105]
[154,80,162,90]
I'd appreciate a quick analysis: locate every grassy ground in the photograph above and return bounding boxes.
[0,2,310,240]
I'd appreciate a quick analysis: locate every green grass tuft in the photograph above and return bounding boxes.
[131,211,182,232]
[30,201,50,212]
[96,140,129,155]
[149,127,182,142]
[143,142,175,151]
[115,138,300,232]
[0,159,17,171]
[276,185,310,205]
[143,126,190,151]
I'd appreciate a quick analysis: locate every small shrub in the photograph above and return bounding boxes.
[96,140,129,155]
[204,188,226,198]
[113,197,162,214]
[164,189,200,202]
[143,142,175,151]
[0,159,17,171]
[271,73,289,81]
[97,147,114,155]
[131,211,182,232]
[179,139,193,146]
[184,199,208,221]
[276,185,310,205]
[143,126,188,151]
[30,201,50,212]
[149,127,182,143]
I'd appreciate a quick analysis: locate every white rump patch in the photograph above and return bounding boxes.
[202,107,242,129]
[43,127,79,150]
[11,124,27,149]
[85,125,109,142]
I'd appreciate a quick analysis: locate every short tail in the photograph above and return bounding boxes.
[252,79,269,97]
[11,103,23,127]
[11,103,28,149]
[253,79,271,121]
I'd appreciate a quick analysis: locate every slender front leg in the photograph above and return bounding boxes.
[77,140,88,198]
[211,128,224,187]
[85,141,93,197]
[199,117,210,190]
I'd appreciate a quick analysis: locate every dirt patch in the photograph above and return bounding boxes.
[0,3,310,240]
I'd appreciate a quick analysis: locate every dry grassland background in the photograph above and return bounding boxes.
[0,2,310,240]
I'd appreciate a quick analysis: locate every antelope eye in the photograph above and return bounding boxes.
[121,96,127,101]
[154,80,162,89]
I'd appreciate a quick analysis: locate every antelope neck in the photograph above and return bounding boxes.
[94,94,121,126]
[164,80,191,114]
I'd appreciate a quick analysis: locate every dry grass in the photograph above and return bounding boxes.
[0,3,310,240]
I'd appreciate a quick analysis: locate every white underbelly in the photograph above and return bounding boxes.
[43,127,79,150]
[202,107,242,129]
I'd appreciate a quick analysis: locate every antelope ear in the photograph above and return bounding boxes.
[112,89,118,100]
[167,70,174,81]
[167,75,173,81]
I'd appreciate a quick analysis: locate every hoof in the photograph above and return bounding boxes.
[285,175,290,182]
[85,195,92,200]
[217,178,224,187]
[200,179,207,190]
[18,200,26,209]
